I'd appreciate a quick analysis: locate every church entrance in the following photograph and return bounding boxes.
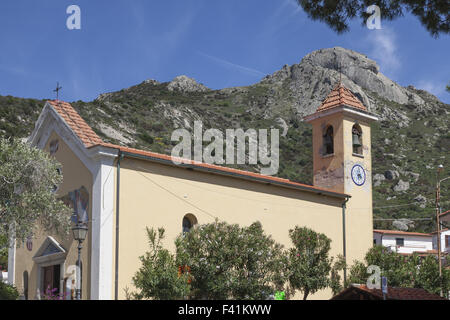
[42,264,61,295]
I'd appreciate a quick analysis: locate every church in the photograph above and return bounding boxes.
[8,83,378,300]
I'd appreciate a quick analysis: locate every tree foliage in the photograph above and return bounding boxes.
[0,281,19,300]
[0,138,71,243]
[175,220,286,300]
[0,234,7,271]
[347,245,450,298]
[287,226,333,299]
[297,0,449,37]
[130,222,345,300]
[330,254,347,295]
[128,227,190,300]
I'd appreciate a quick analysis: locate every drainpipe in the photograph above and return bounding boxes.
[114,151,123,300]
[342,196,350,285]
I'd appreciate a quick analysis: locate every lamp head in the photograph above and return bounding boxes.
[72,224,88,242]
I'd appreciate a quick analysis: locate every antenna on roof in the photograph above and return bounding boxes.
[54,82,62,101]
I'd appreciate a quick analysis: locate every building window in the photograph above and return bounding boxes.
[373,239,377,245]
[352,124,363,155]
[323,125,334,155]
[182,214,198,233]
[396,238,404,246]
[446,235,449,248]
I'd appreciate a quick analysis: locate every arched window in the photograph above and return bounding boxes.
[182,214,198,233]
[352,124,363,155]
[323,125,334,155]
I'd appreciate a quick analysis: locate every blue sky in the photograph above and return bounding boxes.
[0,0,449,103]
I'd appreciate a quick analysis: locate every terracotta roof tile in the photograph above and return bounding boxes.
[92,143,347,197]
[47,100,348,198]
[354,285,446,300]
[316,84,367,113]
[373,229,432,237]
[47,100,103,147]
[332,284,446,300]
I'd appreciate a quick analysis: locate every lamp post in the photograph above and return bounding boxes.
[71,223,88,300]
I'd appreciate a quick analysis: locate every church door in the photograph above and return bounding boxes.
[42,265,60,296]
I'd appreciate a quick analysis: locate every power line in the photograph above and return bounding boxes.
[133,166,448,214]
[135,169,218,220]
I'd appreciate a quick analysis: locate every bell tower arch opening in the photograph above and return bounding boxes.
[352,124,363,155]
[323,125,334,156]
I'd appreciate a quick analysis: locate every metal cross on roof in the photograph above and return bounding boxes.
[54,82,62,101]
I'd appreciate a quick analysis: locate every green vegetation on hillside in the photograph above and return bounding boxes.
[0,78,448,233]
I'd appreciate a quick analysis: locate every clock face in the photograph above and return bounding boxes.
[351,164,366,186]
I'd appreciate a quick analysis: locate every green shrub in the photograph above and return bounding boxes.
[0,281,19,300]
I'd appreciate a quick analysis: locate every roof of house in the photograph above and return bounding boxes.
[331,284,446,300]
[45,100,349,199]
[431,228,449,234]
[316,83,367,113]
[440,210,450,218]
[373,229,432,237]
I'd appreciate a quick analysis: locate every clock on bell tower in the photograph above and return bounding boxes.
[304,83,378,266]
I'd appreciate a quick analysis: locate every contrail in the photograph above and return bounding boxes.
[197,51,266,77]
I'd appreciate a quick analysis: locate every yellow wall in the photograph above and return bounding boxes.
[342,116,373,266]
[114,157,346,300]
[14,131,93,299]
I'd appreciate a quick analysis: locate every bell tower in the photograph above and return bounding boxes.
[304,83,378,264]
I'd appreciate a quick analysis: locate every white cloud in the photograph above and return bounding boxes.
[416,80,447,97]
[368,28,400,72]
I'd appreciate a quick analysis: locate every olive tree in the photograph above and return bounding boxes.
[287,226,333,300]
[0,138,71,244]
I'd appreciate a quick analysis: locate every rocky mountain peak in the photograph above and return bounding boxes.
[167,75,210,93]
[261,47,430,119]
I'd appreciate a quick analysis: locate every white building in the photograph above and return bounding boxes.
[432,229,450,254]
[440,210,450,231]
[373,230,433,255]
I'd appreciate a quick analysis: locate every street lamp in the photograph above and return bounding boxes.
[71,223,88,300]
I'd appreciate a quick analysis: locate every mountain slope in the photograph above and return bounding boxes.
[1,47,448,232]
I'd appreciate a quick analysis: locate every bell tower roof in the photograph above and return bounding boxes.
[316,84,367,113]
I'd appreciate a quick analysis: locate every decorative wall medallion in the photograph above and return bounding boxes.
[26,236,33,251]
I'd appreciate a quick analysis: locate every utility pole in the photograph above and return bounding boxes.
[436,165,443,297]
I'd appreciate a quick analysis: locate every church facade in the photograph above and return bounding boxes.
[8,84,377,300]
